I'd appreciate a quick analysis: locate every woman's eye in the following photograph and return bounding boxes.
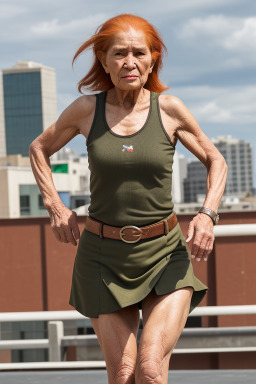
[136,52,145,55]
[115,52,123,56]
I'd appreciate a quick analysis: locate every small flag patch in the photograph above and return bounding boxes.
[122,145,133,152]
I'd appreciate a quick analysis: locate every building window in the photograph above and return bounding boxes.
[75,199,86,208]
[20,195,30,214]
[38,195,45,210]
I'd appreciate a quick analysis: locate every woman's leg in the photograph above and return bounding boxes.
[135,287,194,384]
[90,303,140,384]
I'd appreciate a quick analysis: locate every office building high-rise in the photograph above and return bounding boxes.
[0,60,57,157]
[212,135,254,195]
[183,160,207,203]
[0,72,6,158]
[172,151,188,203]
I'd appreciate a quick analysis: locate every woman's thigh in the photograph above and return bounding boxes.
[90,303,140,383]
[135,287,194,383]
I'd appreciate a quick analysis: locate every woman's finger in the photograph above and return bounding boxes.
[190,231,202,259]
[58,226,69,243]
[53,226,67,243]
[189,220,203,258]
[186,221,195,243]
[71,211,81,241]
[202,238,214,261]
[49,208,80,245]
[194,232,209,261]
[64,226,77,246]
[64,212,80,246]
[52,226,61,241]
[190,224,213,261]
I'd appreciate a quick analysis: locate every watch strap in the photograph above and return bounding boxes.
[198,207,219,225]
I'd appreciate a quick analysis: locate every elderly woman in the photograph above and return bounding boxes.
[29,13,227,384]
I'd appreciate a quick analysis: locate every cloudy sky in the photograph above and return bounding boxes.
[1,0,256,186]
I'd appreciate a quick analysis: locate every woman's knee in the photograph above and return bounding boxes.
[109,354,136,384]
[89,305,140,383]
[134,352,171,384]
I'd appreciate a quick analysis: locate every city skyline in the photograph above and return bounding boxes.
[0,61,57,157]
[1,0,255,185]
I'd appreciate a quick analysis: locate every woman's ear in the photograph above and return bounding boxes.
[97,52,109,74]
[149,60,155,73]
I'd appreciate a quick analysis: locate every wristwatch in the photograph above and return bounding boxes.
[198,207,219,225]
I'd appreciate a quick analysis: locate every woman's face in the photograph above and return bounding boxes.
[100,28,154,90]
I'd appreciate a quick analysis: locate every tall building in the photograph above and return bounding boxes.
[212,135,254,195]
[183,160,207,203]
[0,60,57,157]
[0,73,6,157]
[172,151,187,203]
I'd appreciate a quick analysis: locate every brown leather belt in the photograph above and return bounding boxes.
[84,211,178,243]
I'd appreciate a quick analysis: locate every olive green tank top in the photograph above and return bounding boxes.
[86,90,176,227]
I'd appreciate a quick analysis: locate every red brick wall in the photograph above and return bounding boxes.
[1,211,256,368]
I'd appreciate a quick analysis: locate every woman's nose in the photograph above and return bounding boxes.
[124,54,136,69]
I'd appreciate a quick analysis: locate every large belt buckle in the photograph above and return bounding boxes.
[120,225,143,243]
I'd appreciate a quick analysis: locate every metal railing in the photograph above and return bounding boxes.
[0,222,255,370]
[213,223,256,237]
[1,305,256,370]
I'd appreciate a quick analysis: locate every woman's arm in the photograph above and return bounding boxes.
[168,96,228,262]
[29,121,78,211]
[29,96,92,246]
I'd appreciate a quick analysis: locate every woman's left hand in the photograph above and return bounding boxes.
[185,213,215,262]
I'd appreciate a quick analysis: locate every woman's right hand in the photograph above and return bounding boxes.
[48,203,81,246]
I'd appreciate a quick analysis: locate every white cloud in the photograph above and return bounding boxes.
[178,14,235,39]
[0,4,25,19]
[199,101,232,123]
[134,0,242,17]
[31,18,59,36]
[0,13,109,42]
[178,15,256,62]
[223,17,256,52]
[31,14,109,38]
[172,85,256,124]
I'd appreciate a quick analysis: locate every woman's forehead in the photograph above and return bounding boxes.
[108,29,149,49]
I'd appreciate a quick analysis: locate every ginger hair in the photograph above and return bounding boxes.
[72,13,170,93]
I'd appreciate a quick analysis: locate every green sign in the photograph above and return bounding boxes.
[51,163,68,173]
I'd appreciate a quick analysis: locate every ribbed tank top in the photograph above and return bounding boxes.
[86,90,176,227]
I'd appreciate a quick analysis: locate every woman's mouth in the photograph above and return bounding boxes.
[122,75,138,79]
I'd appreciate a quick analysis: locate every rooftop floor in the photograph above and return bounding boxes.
[1,369,256,384]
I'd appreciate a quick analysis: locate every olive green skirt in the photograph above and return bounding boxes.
[69,214,208,318]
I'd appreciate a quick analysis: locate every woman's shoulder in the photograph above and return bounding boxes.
[70,93,97,117]
[158,93,186,120]
[55,94,98,136]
